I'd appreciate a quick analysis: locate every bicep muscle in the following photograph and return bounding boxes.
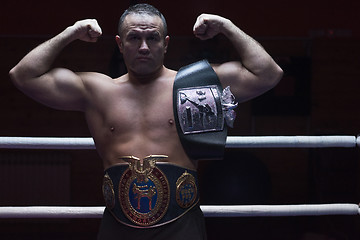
[20,68,87,111]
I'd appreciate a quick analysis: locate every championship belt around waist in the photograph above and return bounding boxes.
[102,155,199,228]
[173,59,238,160]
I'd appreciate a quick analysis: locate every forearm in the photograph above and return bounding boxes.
[195,14,282,101]
[9,19,101,83]
[9,27,76,82]
[221,19,278,76]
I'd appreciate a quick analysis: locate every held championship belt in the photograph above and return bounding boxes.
[173,59,238,160]
[102,155,199,228]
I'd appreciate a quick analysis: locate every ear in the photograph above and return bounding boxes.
[164,36,170,54]
[115,35,123,53]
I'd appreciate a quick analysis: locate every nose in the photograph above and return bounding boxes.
[139,40,150,54]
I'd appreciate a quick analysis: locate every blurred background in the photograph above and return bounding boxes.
[1,0,360,239]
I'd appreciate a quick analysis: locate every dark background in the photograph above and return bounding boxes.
[1,0,360,239]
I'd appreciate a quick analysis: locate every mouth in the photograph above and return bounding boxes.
[136,56,151,61]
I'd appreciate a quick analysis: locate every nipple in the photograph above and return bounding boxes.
[168,119,174,125]
[110,127,115,132]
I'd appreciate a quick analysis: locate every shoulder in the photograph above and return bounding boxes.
[78,71,113,82]
[165,68,177,79]
[157,67,177,86]
[77,72,117,89]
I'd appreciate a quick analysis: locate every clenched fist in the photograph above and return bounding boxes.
[70,19,102,42]
[193,14,231,40]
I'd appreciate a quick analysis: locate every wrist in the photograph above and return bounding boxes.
[220,19,238,38]
[61,26,79,43]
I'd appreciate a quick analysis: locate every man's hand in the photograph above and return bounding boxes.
[193,14,230,40]
[70,19,102,42]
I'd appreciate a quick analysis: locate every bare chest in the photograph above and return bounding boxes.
[89,81,175,136]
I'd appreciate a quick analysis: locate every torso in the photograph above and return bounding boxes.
[81,67,195,170]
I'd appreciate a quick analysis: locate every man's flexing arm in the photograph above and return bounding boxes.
[9,19,102,111]
[193,14,283,102]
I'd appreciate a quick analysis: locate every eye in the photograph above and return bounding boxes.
[127,34,140,41]
[147,34,160,41]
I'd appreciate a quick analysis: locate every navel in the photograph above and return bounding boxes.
[110,126,115,132]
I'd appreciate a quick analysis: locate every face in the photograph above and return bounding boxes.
[116,14,169,78]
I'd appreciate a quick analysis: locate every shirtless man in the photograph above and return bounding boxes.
[9,4,282,240]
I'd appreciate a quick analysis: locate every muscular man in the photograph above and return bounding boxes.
[9,4,282,240]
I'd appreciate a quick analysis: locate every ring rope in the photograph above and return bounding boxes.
[0,135,357,149]
[0,136,358,219]
[0,137,96,150]
[0,204,358,218]
[226,135,356,148]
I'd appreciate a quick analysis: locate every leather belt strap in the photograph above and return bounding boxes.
[103,161,199,228]
[173,60,227,160]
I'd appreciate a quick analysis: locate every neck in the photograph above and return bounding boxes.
[128,65,165,85]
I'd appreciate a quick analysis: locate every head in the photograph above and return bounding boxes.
[118,4,168,39]
[116,4,170,79]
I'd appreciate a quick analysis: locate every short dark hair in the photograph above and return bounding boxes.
[118,4,168,38]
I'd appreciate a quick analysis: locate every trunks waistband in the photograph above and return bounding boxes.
[102,156,199,228]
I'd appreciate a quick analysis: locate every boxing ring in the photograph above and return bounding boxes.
[0,135,359,218]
